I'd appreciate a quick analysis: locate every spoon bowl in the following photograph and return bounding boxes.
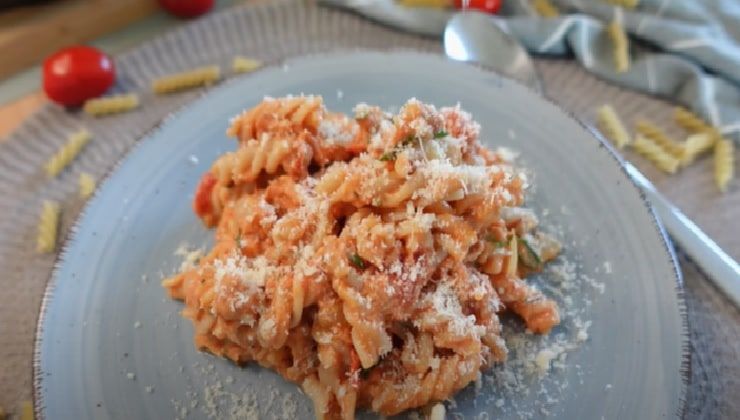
[444,11,542,93]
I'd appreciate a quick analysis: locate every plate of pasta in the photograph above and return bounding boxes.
[35,51,686,420]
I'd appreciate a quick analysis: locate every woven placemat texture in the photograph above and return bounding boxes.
[0,0,737,417]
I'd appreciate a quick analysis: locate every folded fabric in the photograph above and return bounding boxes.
[320,0,740,141]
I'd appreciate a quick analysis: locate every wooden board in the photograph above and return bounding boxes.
[0,0,159,80]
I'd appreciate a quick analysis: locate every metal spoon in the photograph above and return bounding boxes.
[444,11,740,306]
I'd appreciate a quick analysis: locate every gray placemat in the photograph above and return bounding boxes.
[0,0,737,417]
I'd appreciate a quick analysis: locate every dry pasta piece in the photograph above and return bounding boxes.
[20,401,33,420]
[635,119,685,157]
[607,20,630,73]
[152,65,220,94]
[632,134,680,174]
[232,56,262,73]
[714,139,734,192]
[398,0,449,7]
[605,0,640,8]
[79,172,96,199]
[674,107,715,134]
[533,0,559,17]
[45,129,91,178]
[680,132,716,166]
[37,200,60,253]
[83,93,139,116]
[597,104,631,149]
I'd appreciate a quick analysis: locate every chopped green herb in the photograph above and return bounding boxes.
[485,234,507,247]
[348,253,366,269]
[520,237,542,268]
[235,231,242,245]
[401,134,415,145]
[433,130,448,139]
[379,151,397,161]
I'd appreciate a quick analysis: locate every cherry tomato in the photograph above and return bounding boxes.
[158,0,214,18]
[43,46,115,107]
[454,0,502,14]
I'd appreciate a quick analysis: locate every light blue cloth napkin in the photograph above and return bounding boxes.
[321,0,740,141]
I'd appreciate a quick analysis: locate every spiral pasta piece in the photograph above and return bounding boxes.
[78,172,96,199]
[605,0,640,8]
[680,132,716,166]
[608,20,630,73]
[44,129,91,178]
[714,139,734,192]
[232,56,262,73]
[83,93,139,116]
[37,200,60,253]
[597,104,631,149]
[163,97,561,419]
[398,0,449,7]
[673,107,716,134]
[632,134,680,174]
[635,119,685,157]
[152,65,221,94]
[533,0,559,17]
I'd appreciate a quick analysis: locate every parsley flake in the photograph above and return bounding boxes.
[348,253,366,269]
[433,130,448,139]
[379,151,397,161]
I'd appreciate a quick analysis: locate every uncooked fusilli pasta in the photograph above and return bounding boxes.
[533,0,559,17]
[632,134,680,174]
[674,107,711,133]
[79,172,96,199]
[163,97,562,419]
[83,93,139,116]
[398,0,449,7]
[232,56,262,73]
[607,20,630,73]
[596,104,631,149]
[44,129,91,178]
[152,65,221,94]
[714,139,734,192]
[605,0,640,8]
[680,132,715,166]
[37,200,60,253]
[635,119,685,157]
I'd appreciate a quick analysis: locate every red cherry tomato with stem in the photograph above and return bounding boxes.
[454,0,502,14]
[158,0,214,18]
[43,46,115,107]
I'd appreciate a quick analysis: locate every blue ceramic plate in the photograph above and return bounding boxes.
[35,51,686,419]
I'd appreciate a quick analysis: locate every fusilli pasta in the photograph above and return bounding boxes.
[164,97,561,419]
[83,93,139,116]
[152,65,221,94]
[232,56,263,73]
[635,119,684,157]
[632,134,680,174]
[45,129,91,178]
[607,20,630,73]
[673,107,720,137]
[79,172,96,199]
[680,132,715,166]
[596,104,631,149]
[398,0,449,7]
[533,0,559,17]
[605,0,639,8]
[714,139,734,192]
[37,200,60,253]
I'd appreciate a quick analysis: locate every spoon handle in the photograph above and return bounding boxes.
[623,162,740,306]
[586,124,740,305]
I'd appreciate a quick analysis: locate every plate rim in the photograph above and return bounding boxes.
[32,49,689,419]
